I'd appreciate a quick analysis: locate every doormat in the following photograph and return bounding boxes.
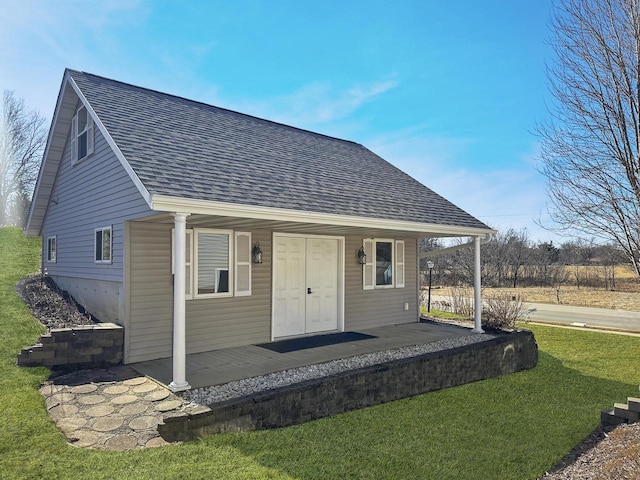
[257,332,377,353]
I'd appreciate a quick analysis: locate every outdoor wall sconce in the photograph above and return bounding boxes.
[252,242,263,264]
[357,246,367,265]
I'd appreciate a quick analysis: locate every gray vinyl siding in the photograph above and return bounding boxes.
[344,236,418,330]
[127,222,272,363]
[40,106,152,283]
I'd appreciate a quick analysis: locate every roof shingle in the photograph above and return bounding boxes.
[69,70,490,230]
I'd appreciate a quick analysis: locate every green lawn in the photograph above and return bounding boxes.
[1,226,639,480]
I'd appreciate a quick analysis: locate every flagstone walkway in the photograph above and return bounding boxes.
[40,366,188,450]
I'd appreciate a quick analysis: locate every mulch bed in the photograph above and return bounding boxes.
[15,273,98,329]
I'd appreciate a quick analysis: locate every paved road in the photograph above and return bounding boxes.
[430,295,640,333]
[524,302,640,333]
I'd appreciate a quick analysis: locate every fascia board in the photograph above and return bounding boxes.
[150,195,496,237]
[24,73,71,237]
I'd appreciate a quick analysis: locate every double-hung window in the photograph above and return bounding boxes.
[195,229,232,298]
[362,238,405,290]
[46,236,56,263]
[95,226,112,264]
[71,104,94,164]
[173,229,252,299]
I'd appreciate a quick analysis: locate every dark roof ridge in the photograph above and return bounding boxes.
[66,68,364,148]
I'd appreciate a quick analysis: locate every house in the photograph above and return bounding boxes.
[25,69,494,391]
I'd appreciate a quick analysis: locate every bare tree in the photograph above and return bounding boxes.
[538,0,640,276]
[0,90,46,226]
[503,229,531,288]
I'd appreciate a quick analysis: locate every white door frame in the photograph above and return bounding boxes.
[271,232,345,340]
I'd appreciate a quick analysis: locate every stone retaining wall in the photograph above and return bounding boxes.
[159,329,538,441]
[17,323,124,369]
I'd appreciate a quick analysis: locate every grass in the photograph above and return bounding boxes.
[1,226,640,479]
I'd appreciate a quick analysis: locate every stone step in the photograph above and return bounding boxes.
[614,403,640,422]
[627,397,640,413]
[601,408,627,426]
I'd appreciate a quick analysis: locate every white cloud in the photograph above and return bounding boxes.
[367,128,559,242]
[225,79,398,129]
[0,0,147,118]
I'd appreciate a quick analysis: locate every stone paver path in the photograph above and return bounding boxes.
[39,366,188,450]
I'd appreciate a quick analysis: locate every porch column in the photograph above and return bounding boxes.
[169,212,191,392]
[473,235,484,333]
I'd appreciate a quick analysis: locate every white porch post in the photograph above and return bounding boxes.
[473,235,484,333]
[169,212,191,392]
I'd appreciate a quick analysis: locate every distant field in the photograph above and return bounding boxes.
[505,264,640,310]
[485,285,640,311]
[433,264,640,312]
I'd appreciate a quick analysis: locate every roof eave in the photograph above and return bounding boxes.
[24,71,74,237]
[150,195,496,237]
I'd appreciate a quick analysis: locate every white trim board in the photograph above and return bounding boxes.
[151,195,495,237]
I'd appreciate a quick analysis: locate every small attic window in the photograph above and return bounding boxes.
[71,105,94,164]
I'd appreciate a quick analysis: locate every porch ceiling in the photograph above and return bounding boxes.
[134,212,478,239]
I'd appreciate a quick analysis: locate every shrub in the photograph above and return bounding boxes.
[482,293,531,331]
[448,286,474,317]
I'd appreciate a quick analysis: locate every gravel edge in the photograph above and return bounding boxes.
[183,333,497,405]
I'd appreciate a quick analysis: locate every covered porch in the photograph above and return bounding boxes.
[132,321,477,390]
[126,209,493,392]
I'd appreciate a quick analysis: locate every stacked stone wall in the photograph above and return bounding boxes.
[160,330,538,440]
[18,323,124,369]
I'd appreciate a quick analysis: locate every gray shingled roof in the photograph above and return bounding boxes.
[69,70,489,230]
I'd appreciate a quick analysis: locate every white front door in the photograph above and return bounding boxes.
[305,238,338,333]
[273,235,341,338]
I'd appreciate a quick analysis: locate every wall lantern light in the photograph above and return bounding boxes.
[252,242,263,264]
[357,246,367,265]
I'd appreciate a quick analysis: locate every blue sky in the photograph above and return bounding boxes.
[1,0,557,241]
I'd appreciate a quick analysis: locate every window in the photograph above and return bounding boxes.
[95,226,112,264]
[172,229,252,299]
[376,240,394,286]
[46,236,56,263]
[194,229,232,298]
[71,104,94,164]
[362,238,405,290]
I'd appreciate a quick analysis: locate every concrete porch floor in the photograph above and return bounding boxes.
[131,321,477,390]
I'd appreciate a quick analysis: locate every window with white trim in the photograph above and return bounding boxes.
[94,226,112,264]
[362,238,405,290]
[172,229,253,299]
[195,229,232,297]
[46,236,56,263]
[71,104,94,164]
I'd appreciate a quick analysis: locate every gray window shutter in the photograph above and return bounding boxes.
[71,113,78,164]
[86,113,94,156]
[235,232,251,296]
[363,238,374,290]
[395,240,405,288]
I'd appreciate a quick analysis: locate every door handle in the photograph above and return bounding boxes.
[307,288,312,294]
